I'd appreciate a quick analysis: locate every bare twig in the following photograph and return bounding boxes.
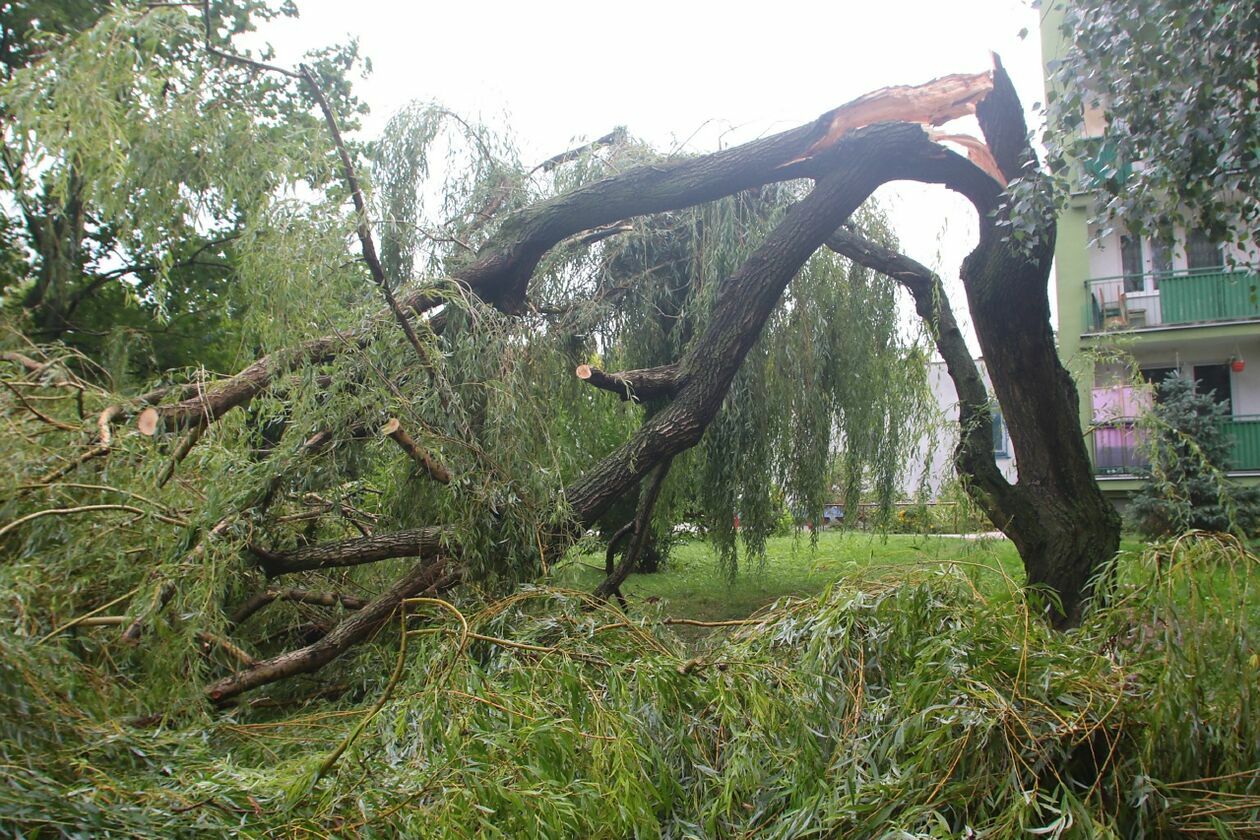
[0,379,77,430]
[297,64,430,367]
[0,504,186,541]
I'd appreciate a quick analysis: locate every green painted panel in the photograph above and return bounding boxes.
[1161,270,1260,324]
[1226,417,1260,470]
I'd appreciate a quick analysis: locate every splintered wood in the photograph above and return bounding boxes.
[786,70,1000,181]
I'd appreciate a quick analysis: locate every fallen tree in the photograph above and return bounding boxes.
[0,5,1119,704]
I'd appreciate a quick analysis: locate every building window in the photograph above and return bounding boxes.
[992,411,1008,457]
[1140,367,1180,403]
[1193,364,1232,409]
[1151,238,1174,275]
[1121,234,1144,291]
[1186,229,1222,271]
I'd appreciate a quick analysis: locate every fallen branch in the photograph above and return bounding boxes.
[205,557,454,704]
[380,418,451,483]
[195,631,256,668]
[249,527,447,576]
[229,587,369,627]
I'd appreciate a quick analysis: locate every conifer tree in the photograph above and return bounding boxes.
[1129,375,1260,537]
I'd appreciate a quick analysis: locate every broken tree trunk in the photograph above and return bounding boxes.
[192,62,1112,701]
[829,60,1120,626]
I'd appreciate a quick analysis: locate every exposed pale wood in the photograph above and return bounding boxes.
[136,407,159,436]
[791,70,994,163]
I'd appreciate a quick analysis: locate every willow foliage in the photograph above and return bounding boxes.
[5,0,930,799]
[1,537,1255,837]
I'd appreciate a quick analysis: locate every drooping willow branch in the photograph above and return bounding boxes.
[822,225,1021,523]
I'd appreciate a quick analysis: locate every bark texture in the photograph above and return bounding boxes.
[830,60,1120,626]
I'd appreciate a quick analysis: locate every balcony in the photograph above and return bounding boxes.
[1092,415,1260,476]
[1084,266,1260,333]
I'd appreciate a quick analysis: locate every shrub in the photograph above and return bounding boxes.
[1129,374,1260,537]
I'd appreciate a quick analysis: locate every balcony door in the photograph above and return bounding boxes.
[1120,234,1155,292]
[1193,364,1232,409]
[1186,230,1223,272]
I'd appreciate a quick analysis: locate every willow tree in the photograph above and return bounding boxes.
[0,2,1118,707]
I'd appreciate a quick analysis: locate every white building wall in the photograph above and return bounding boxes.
[900,360,1018,499]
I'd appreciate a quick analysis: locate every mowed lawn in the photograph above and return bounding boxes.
[554,530,1035,622]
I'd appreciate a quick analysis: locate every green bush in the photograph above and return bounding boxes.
[1130,374,1260,537]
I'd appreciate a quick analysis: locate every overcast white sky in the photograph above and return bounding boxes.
[257,1,1051,350]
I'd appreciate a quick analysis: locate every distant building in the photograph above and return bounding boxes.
[1041,3,1260,504]
[901,360,1017,499]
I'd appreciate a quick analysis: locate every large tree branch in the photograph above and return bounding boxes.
[250,527,447,576]
[140,72,997,435]
[205,556,453,704]
[575,363,682,402]
[432,71,994,313]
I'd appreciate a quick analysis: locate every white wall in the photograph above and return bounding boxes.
[900,360,1018,499]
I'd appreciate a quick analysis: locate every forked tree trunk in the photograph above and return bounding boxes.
[832,61,1120,626]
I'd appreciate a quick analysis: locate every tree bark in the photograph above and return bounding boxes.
[205,557,452,704]
[828,60,1120,627]
[575,363,681,402]
[251,527,447,576]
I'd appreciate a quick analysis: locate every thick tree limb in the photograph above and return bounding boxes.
[204,557,453,704]
[575,363,681,402]
[143,71,998,435]
[250,527,447,576]
[145,336,341,432]
[439,71,994,313]
[228,587,368,628]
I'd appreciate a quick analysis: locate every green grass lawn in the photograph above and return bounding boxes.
[552,530,1027,622]
[554,530,1161,624]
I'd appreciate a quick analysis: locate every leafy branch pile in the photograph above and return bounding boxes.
[1,536,1255,837]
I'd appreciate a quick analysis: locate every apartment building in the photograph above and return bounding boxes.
[1041,4,1260,501]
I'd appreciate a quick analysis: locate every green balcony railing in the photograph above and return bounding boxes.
[1084,266,1260,332]
[1161,269,1260,324]
[1092,415,1260,476]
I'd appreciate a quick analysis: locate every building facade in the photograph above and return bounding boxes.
[1041,5,1260,502]
[900,360,1018,500]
